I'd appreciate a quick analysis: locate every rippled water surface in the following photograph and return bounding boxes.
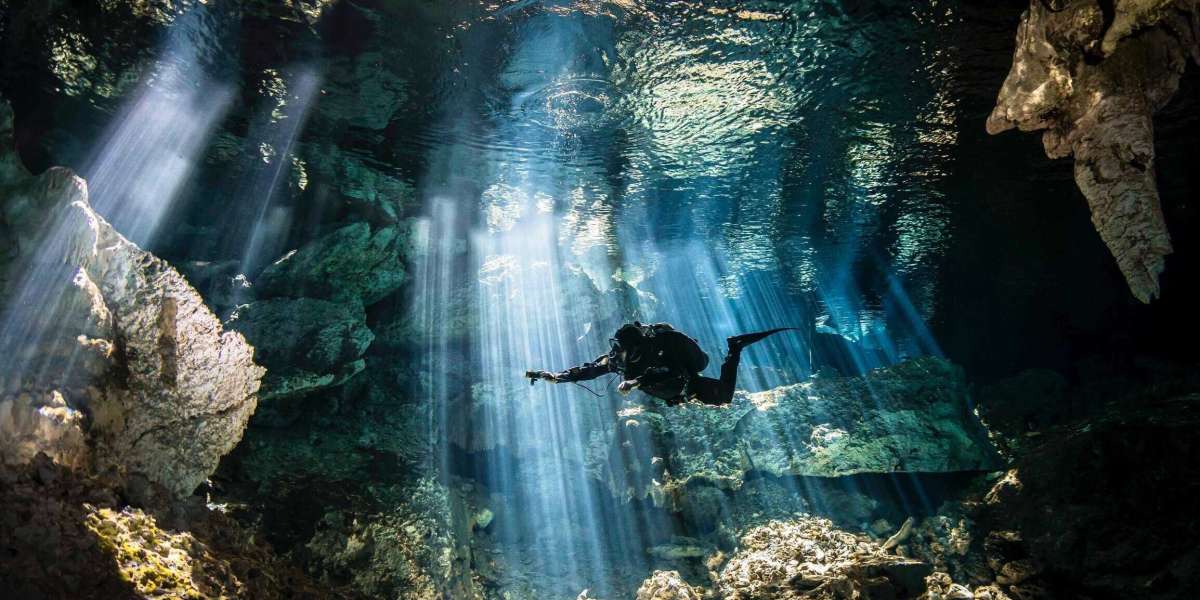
[415,1,974,351]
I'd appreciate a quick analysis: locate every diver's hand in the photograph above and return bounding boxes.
[617,379,640,395]
[525,370,558,384]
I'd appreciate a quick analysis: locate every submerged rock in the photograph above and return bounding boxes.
[303,142,417,223]
[717,516,933,599]
[971,393,1200,600]
[301,477,473,599]
[988,0,1200,302]
[0,99,265,498]
[229,297,373,373]
[227,297,373,402]
[636,570,704,600]
[256,221,407,306]
[589,357,1001,505]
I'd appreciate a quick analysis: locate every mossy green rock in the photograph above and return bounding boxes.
[227,297,373,374]
[590,357,1002,505]
[256,222,406,306]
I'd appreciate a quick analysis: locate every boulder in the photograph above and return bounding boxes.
[255,221,406,306]
[636,570,704,600]
[0,99,265,498]
[227,297,373,374]
[588,357,1002,505]
[717,516,933,599]
[303,143,416,223]
[987,0,1200,302]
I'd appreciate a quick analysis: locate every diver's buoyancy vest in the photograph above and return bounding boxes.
[641,322,709,374]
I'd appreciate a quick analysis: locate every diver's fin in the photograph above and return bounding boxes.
[726,327,799,352]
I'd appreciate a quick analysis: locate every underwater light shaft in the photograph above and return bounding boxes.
[82,5,233,248]
[237,68,322,275]
[0,4,233,395]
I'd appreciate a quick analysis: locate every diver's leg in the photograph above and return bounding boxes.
[686,376,722,406]
[714,348,743,405]
[715,327,799,404]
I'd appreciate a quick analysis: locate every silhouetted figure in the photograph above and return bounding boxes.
[527,322,796,406]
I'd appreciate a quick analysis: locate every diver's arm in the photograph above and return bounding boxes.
[551,354,616,383]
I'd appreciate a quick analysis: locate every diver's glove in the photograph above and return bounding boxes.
[525,370,558,385]
[617,379,640,395]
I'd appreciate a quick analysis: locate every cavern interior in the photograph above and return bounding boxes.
[1,0,1198,599]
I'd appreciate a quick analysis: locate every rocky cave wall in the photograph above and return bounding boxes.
[0,98,264,499]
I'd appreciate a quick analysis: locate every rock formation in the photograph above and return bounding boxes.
[899,388,1200,600]
[717,516,932,599]
[0,454,340,599]
[987,0,1200,302]
[636,570,704,600]
[588,357,1002,506]
[227,297,373,402]
[256,221,407,306]
[0,99,265,498]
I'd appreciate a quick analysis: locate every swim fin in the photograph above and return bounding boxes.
[726,327,799,352]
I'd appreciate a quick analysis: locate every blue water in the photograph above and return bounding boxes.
[403,2,959,596]
[3,1,1120,598]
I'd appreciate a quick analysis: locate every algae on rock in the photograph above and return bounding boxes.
[588,357,1001,506]
[256,221,407,306]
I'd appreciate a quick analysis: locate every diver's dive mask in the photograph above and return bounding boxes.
[608,338,626,368]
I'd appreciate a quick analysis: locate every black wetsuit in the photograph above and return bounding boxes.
[552,323,791,406]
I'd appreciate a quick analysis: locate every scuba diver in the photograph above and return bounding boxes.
[526,322,796,406]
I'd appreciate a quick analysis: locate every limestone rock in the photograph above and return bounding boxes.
[302,478,463,599]
[0,99,265,498]
[987,0,1200,302]
[0,391,88,469]
[62,193,264,498]
[588,357,1001,505]
[256,221,407,306]
[636,570,704,600]
[717,516,932,599]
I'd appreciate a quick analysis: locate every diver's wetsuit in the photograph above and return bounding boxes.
[551,323,793,406]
